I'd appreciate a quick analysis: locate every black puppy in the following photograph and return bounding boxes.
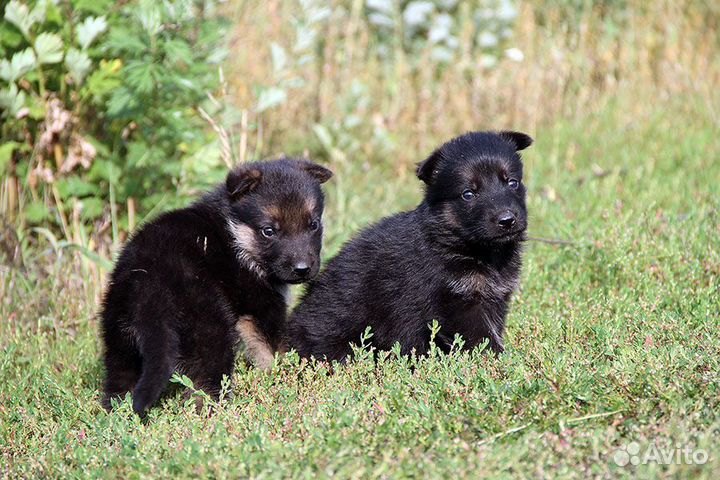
[101,158,332,416]
[287,131,532,361]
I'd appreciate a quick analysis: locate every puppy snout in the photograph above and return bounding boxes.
[497,212,516,229]
[292,262,311,277]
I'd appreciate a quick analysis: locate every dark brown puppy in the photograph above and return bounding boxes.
[100,158,331,416]
[287,131,532,361]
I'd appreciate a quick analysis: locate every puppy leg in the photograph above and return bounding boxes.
[184,326,236,408]
[102,322,142,411]
[102,342,141,411]
[236,315,275,370]
[132,331,178,417]
[130,299,179,417]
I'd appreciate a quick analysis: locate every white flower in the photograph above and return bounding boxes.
[505,47,524,62]
[478,31,498,48]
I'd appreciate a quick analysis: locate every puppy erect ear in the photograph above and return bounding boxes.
[226,167,262,200]
[416,150,442,184]
[499,131,534,151]
[296,160,333,184]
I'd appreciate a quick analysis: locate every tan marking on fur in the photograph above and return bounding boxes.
[235,315,275,370]
[262,200,314,235]
[283,205,308,234]
[263,204,283,222]
[441,203,460,228]
[304,196,316,213]
[447,273,486,297]
[226,220,265,278]
[448,272,517,298]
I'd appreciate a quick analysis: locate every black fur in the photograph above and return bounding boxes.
[100,158,332,416]
[287,131,532,361]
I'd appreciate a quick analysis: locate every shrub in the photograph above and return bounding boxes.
[0,0,229,234]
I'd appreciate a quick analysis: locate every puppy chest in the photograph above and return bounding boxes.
[445,271,519,299]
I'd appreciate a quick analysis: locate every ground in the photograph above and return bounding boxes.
[2,93,718,478]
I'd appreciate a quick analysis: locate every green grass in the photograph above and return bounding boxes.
[2,97,719,478]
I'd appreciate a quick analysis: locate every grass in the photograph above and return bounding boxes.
[2,1,720,478]
[2,95,718,478]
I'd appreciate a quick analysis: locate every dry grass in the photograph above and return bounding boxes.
[224,0,719,168]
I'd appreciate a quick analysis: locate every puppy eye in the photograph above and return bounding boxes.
[507,179,519,189]
[461,189,476,200]
[309,219,320,231]
[261,226,276,238]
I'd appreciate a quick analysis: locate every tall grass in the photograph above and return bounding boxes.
[2,0,719,327]
[2,0,718,277]
[224,0,719,168]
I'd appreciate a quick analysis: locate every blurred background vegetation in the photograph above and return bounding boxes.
[1,0,718,298]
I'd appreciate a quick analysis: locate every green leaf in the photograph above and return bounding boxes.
[34,32,63,64]
[164,38,193,65]
[89,159,120,183]
[312,123,334,150]
[76,15,107,50]
[29,0,48,24]
[126,141,150,168]
[0,23,24,50]
[32,226,60,251]
[73,0,114,15]
[65,48,92,84]
[105,27,147,55]
[124,61,160,94]
[106,87,137,118]
[136,0,162,36]
[0,141,21,173]
[270,42,287,73]
[206,46,228,64]
[78,197,104,221]
[85,59,122,99]
[255,87,287,113]
[43,0,61,25]
[4,0,34,39]
[59,241,113,270]
[0,83,27,117]
[0,48,36,82]
[169,76,198,92]
[25,201,50,224]
[164,0,194,22]
[57,175,100,198]
[23,92,45,119]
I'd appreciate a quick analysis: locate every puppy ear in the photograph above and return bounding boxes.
[226,167,262,200]
[416,151,442,184]
[499,131,533,151]
[297,160,333,184]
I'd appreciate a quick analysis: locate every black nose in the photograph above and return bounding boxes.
[497,213,516,229]
[293,263,311,277]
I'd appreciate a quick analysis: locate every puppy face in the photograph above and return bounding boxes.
[417,131,532,247]
[225,159,332,284]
